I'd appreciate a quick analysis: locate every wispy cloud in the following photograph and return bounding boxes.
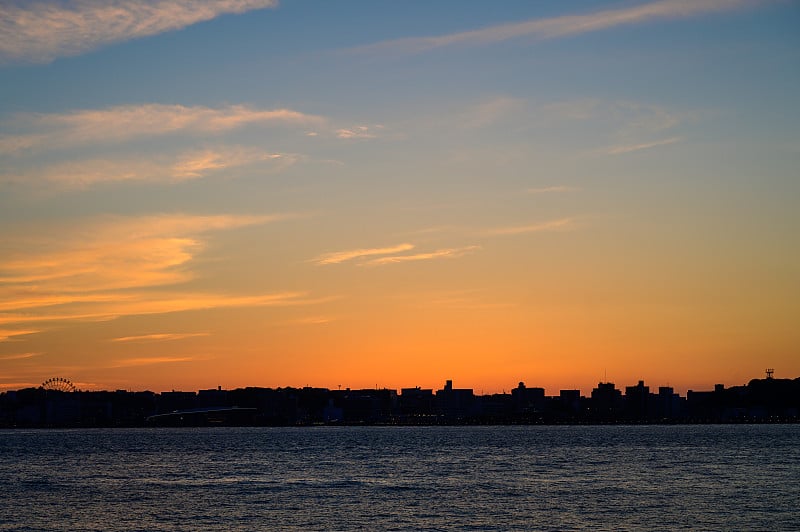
[0,292,323,327]
[482,218,575,236]
[6,147,295,186]
[365,245,480,266]
[0,214,327,329]
[311,243,415,265]
[605,136,683,155]
[527,186,582,195]
[349,0,760,55]
[109,356,195,368]
[0,329,39,342]
[335,125,384,139]
[172,148,293,179]
[0,0,278,64]
[0,104,325,154]
[543,100,680,133]
[0,213,283,291]
[541,99,684,155]
[311,242,480,267]
[0,352,42,361]
[111,333,210,343]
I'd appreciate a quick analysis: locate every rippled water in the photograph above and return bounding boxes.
[1,425,798,530]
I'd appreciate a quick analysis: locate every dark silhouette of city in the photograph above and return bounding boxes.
[1,373,798,428]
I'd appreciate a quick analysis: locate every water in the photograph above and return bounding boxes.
[1,425,798,530]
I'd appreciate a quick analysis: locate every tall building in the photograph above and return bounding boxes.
[624,380,650,419]
[591,382,622,419]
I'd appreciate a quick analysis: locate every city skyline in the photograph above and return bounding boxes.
[4,372,799,428]
[10,369,793,397]
[1,0,799,395]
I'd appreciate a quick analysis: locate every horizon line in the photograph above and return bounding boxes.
[5,373,792,396]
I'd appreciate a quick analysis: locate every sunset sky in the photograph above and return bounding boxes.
[1,0,798,395]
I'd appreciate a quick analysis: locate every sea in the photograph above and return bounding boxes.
[1,425,798,531]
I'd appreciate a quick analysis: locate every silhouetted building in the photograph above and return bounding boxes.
[158,391,197,413]
[478,393,513,419]
[296,387,332,423]
[436,380,476,419]
[198,386,228,407]
[625,381,650,420]
[591,382,622,420]
[686,384,731,421]
[335,388,398,423]
[654,386,682,420]
[559,389,581,414]
[2,375,799,427]
[246,387,301,425]
[512,382,546,415]
[400,387,435,419]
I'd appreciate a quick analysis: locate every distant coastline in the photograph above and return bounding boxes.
[2,376,798,428]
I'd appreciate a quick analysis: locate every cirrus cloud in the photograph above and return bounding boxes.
[0,104,325,155]
[348,0,764,55]
[0,292,329,327]
[0,329,40,342]
[482,218,576,236]
[111,332,211,343]
[5,147,296,186]
[311,242,481,267]
[0,213,285,291]
[365,245,480,266]
[605,136,683,155]
[0,352,42,360]
[311,243,415,266]
[0,0,279,64]
[0,213,328,333]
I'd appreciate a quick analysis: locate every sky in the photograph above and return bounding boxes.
[1,0,798,395]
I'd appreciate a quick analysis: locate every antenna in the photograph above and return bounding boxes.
[766,368,774,379]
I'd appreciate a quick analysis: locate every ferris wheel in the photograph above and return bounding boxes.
[41,377,78,392]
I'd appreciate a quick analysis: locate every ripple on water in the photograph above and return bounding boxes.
[1,425,799,531]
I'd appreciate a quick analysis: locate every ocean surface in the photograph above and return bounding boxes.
[1,425,798,531]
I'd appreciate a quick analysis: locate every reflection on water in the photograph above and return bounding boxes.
[1,425,798,530]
